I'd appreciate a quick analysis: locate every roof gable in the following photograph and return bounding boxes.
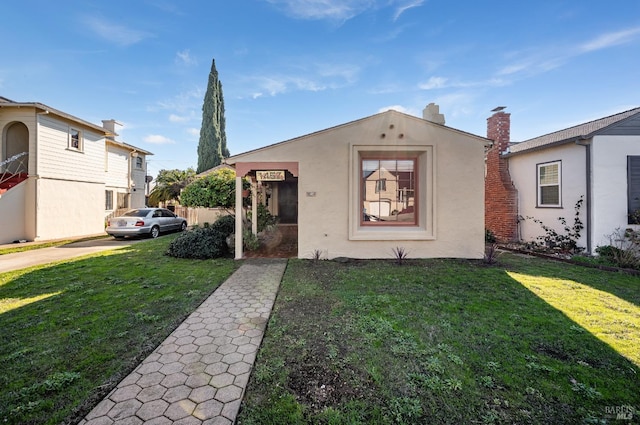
[226,109,489,162]
[508,107,640,155]
[0,97,109,134]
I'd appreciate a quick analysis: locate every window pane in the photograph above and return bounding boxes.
[70,129,80,149]
[539,164,558,184]
[540,186,559,205]
[362,158,416,224]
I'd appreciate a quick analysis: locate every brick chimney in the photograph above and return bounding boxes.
[485,108,518,242]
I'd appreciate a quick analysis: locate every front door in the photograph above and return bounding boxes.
[277,180,298,224]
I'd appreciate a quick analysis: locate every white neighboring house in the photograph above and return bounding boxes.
[485,106,640,253]
[0,97,152,244]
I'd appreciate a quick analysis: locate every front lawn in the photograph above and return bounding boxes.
[238,254,640,424]
[0,236,237,425]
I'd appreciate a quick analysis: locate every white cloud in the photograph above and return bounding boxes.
[418,76,506,90]
[496,26,640,81]
[144,134,175,144]
[187,128,200,137]
[84,16,151,46]
[245,60,360,98]
[378,104,411,114]
[169,114,189,123]
[176,49,197,65]
[265,0,371,21]
[418,76,448,90]
[393,0,424,21]
[580,27,640,52]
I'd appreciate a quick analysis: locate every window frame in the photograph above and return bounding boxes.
[68,127,83,152]
[536,160,562,208]
[360,156,418,227]
[135,156,144,169]
[105,190,113,210]
[349,144,434,241]
[627,156,640,224]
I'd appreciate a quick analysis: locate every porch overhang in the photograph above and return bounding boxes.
[234,162,299,177]
[234,161,298,260]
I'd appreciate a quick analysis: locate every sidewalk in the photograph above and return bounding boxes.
[79,258,286,425]
[0,237,141,274]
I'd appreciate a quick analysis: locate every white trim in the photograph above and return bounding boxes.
[349,144,435,240]
[537,160,562,207]
[68,127,83,152]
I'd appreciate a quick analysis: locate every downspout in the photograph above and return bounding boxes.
[577,138,592,253]
[33,109,49,240]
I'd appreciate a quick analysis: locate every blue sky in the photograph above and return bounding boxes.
[2,1,639,178]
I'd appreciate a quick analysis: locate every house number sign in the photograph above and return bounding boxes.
[256,170,285,181]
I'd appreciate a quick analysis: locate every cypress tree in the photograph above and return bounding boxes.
[197,59,230,173]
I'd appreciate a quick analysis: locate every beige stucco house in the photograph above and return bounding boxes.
[225,104,491,259]
[0,97,152,244]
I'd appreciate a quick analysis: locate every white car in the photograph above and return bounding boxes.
[106,208,187,239]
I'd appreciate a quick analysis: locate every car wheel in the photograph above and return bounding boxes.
[150,226,160,239]
[180,221,187,232]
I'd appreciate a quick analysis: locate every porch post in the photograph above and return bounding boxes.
[235,176,243,260]
[251,179,258,235]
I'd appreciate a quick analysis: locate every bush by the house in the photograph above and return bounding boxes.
[596,228,640,269]
[522,196,585,254]
[166,214,237,259]
[247,203,278,233]
[210,214,235,237]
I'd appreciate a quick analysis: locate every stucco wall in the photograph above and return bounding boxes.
[508,143,587,248]
[591,135,640,249]
[231,111,487,259]
[0,181,27,243]
[34,178,105,241]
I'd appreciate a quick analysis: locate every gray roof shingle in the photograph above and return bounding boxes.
[508,107,640,155]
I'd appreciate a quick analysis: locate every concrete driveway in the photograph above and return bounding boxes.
[0,237,145,273]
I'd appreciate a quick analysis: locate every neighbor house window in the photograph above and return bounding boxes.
[135,156,143,169]
[361,158,417,225]
[628,156,640,224]
[350,145,434,241]
[105,190,113,210]
[69,128,83,151]
[537,161,561,207]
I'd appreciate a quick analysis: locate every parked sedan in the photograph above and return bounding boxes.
[106,208,187,239]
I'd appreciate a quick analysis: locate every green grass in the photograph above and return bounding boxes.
[0,235,237,425]
[238,254,640,425]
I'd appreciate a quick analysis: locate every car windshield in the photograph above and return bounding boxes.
[123,209,151,217]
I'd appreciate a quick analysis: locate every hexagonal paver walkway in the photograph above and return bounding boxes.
[80,259,286,425]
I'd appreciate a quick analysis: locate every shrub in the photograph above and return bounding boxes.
[523,196,585,254]
[247,203,278,233]
[180,168,249,208]
[243,229,260,251]
[211,214,235,237]
[484,243,501,265]
[485,229,497,243]
[599,228,640,269]
[166,227,228,259]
